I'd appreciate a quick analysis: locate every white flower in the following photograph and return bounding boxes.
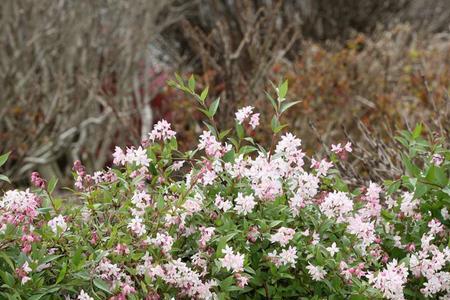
[78,290,94,300]
[400,192,418,217]
[320,191,353,223]
[219,245,244,273]
[366,259,408,300]
[279,246,298,267]
[235,106,254,124]
[215,195,232,212]
[326,242,340,257]
[128,216,146,237]
[234,193,256,215]
[306,263,327,281]
[270,227,295,247]
[48,215,68,234]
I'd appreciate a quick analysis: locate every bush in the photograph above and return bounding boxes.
[0,78,449,299]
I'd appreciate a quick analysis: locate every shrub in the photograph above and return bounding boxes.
[0,78,449,299]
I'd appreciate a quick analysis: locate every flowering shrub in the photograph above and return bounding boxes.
[0,77,449,300]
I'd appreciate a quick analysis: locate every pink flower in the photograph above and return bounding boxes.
[215,194,233,212]
[172,160,184,171]
[199,226,215,248]
[306,263,327,281]
[235,106,260,129]
[198,131,230,158]
[331,142,352,154]
[320,191,353,223]
[128,216,146,237]
[235,273,249,288]
[30,172,46,189]
[249,113,260,129]
[331,142,353,160]
[183,192,203,216]
[428,219,444,235]
[149,119,176,142]
[270,227,295,247]
[346,216,376,249]
[113,146,150,167]
[400,192,418,217]
[16,261,32,284]
[431,153,443,166]
[1,189,40,224]
[235,106,254,124]
[311,159,333,177]
[147,232,174,253]
[115,244,130,255]
[219,245,244,273]
[201,170,217,185]
[366,259,408,300]
[268,246,298,268]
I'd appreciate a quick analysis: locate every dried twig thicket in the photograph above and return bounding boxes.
[177,1,300,128]
[0,0,192,185]
[2,0,450,187]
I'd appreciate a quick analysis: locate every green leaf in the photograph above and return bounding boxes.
[72,247,83,268]
[197,107,211,118]
[271,116,280,132]
[414,182,429,198]
[175,73,183,85]
[222,150,235,163]
[265,92,278,111]
[0,152,10,168]
[203,122,217,136]
[209,97,220,117]
[381,209,395,220]
[29,287,60,300]
[200,86,209,101]
[280,100,301,114]
[47,176,58,194]
[0,270,15,287]
[188,75,195,92]
[93,278,111,294]
[0,174,10,183]
[239,146,257,155]
[274,124,288,133]
[412,123,423,139]
[56,262,67,283]
[0,252,15,271]
[386,180,401,195]
[40,255,63,265]
[278,80,288,100]
[236,123,244,139]
[149,163,158,176]
[425,165,448,187]
[350,296,369,300]
[402,155,420,177]
[219,129,231,140]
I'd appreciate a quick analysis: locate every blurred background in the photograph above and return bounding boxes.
[1,0,450,187]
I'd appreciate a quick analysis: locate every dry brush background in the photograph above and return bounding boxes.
[1,0,450,187]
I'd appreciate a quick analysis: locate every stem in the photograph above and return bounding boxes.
[264,282,270,299]
[267,132,277,162]
[45,189,59,213]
